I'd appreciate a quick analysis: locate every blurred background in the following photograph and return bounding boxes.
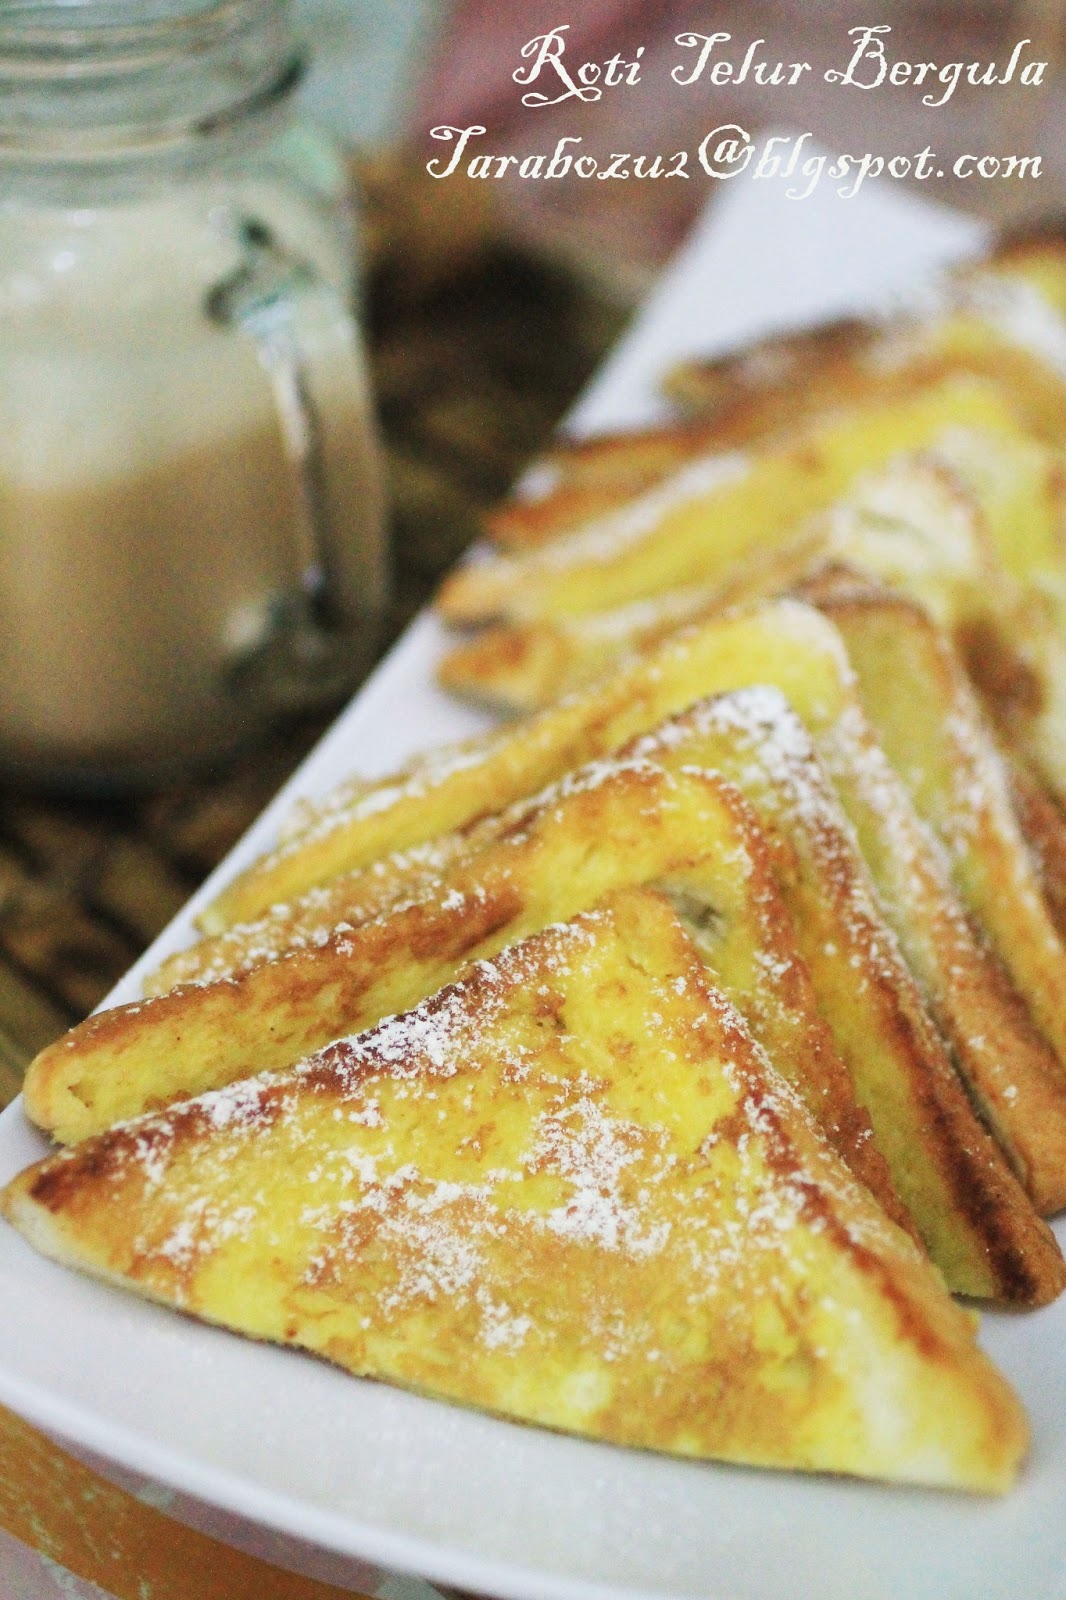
[0,0,1064,1093]
[338,0,1066,287]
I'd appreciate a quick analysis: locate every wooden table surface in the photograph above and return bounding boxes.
[0,157,627,1597]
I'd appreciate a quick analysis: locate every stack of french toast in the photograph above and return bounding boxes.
[9,224,1066,1497]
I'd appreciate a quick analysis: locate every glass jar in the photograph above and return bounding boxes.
[0,0,387,786]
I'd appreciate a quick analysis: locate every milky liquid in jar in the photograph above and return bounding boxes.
[0,4,387,786]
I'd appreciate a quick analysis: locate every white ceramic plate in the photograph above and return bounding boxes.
[5,161,1065,1600]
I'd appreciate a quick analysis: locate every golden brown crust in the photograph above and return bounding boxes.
[435,453,1066,1222]
[1005,754,1066,945]
[956,614,1047,730]
[204,602,863,928]
[438,447,1053,724]
[441,447,1066,839]
[481,235,1066,563]
[28,763,884,1187]
[437,537,827,714]
[16,230,1066,1497]
[434,380,1033,629]
[806,586,1066,1213]
[189,598,1066,1234]
[38,685,1066,1299]
[2,894,1031,1491]
[664,317,877,424]
[487,419,736,550]
[23,874,526,1142]
[625,694,1066,1301]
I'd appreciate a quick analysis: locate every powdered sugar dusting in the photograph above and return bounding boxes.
[156,754,675,991]
[532,1094,671,1257]
[23,885,952,1445]
[254,719,529,868]
[631,683,844,840]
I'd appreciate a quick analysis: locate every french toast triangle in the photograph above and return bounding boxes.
[665,226,1066,432]
[197,600,884,930]
[439,451,1066,817]
[438,451,1066,742]
[435,377,1053,627]
[155,678,1066,1236]
[1,890,1030,1493]
[184,600,1066,1219]
[808,580,1066,1093]
[21,757,910,1241]
[488,230,1066,552]
[24,693,1066,1304]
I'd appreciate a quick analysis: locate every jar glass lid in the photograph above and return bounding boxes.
[0,0,303,161]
